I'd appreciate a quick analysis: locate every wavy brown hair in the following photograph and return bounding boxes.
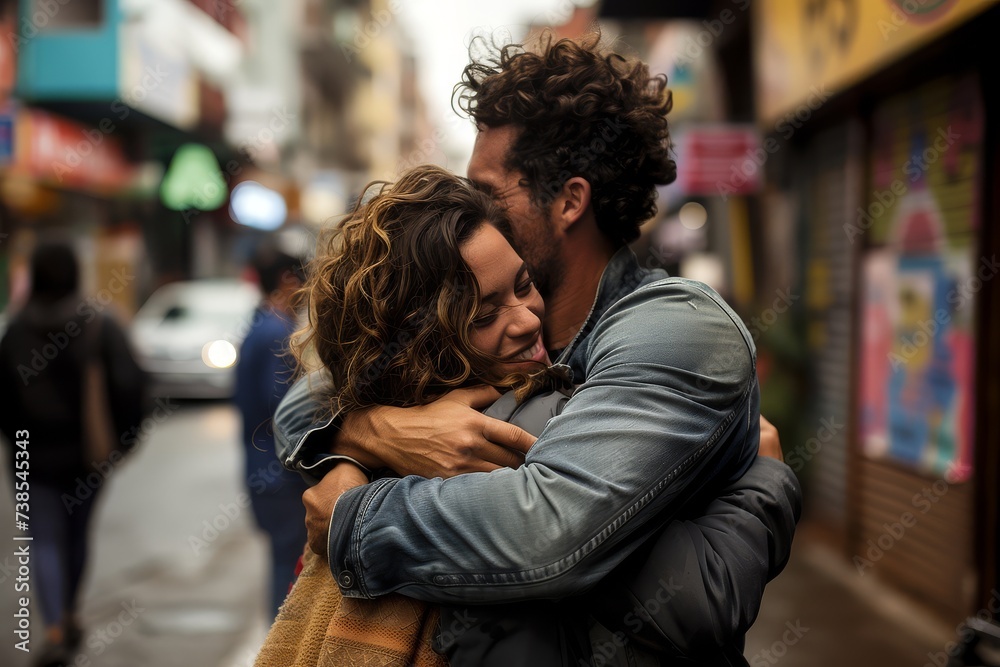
[292,165,559,415]
[454,31,676,245]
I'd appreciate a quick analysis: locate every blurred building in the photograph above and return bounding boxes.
[288,0,367,231]
[283,0,433,232]
[752,0,1000,626]
[593,0,1000,636]
[0,0,251,313]
[0,0,431,316]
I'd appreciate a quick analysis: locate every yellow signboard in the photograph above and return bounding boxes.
[754,0,999,124]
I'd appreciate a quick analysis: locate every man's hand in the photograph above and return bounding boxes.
[303,463,369,558]
[334,386,537,478]
[758,415,783,462]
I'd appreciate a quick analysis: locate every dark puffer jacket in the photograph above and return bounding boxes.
[0,298,148,488]
[438,387,801,667]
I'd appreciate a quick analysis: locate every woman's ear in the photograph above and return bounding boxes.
[553,176,593,234]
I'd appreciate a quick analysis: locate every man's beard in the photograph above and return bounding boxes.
[511,210,564,301]
[526,247,564,302]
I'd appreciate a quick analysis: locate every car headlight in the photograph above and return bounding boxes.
[202,340,238,369]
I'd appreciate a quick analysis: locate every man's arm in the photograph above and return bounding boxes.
[274,374,533,482]
[322,279,760,603]
[305,419,800,657]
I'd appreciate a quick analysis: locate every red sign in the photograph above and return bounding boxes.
[11,109,135,193]
[674,125,763,198]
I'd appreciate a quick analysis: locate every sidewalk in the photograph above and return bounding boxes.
[745,533,955,667]
[0,403,271,667]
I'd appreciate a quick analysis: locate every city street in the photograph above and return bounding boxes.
[0,401,953,667]
[3,1,998,664]
[0,402,270,667]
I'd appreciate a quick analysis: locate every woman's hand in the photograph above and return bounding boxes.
[758,415,784,462]
[333,386,537,478]
[303,462,369,558]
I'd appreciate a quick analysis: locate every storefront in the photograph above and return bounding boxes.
[0,106,146,317]
[754,0,1000,622]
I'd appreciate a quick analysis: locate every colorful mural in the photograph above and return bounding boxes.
[858,76,981,482]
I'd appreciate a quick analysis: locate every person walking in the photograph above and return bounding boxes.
[233,250,308,620]
[0,241,148,667]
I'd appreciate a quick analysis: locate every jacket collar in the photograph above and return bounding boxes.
[553,246,668,380]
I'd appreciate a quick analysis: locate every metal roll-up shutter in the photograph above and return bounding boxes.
[854,74,982,619]
[800,121,863,542]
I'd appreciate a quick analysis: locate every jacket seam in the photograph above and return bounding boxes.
[351,477,395,598]
[627,278,756,359]
[430,375,754,588]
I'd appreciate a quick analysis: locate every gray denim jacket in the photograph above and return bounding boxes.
[443,388,800,666]
[273,248,801,662]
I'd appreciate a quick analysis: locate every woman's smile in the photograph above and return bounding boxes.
[460,224,551,371]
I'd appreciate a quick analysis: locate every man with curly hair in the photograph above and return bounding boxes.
[275,33,800,665]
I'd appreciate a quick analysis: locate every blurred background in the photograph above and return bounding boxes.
[1,0,999,665]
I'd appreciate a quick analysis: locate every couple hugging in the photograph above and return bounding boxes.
[255,32,801,667]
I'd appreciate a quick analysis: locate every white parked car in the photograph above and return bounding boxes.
[131,279,261,399]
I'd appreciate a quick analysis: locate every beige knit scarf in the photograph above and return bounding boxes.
[254,547,447,667]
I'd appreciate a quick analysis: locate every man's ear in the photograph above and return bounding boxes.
[553,176,592,234]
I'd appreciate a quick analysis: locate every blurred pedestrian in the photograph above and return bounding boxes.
[233,250,308,620]
[0,241,149,667]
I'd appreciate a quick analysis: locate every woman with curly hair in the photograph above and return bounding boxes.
[256,164,582,667]
[295,164,564,418]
